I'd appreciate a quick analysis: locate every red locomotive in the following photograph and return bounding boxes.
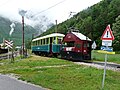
[32,29,92,61]
[60,30,92,61]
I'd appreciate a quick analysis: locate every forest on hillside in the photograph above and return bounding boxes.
[41,0,120,51]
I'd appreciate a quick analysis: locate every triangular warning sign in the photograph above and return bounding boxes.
[101,25,114,40]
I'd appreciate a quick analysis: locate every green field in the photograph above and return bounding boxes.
[0,55,120,90]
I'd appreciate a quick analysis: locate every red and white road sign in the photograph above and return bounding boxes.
[101,25,114,40]
[5,40,13,49]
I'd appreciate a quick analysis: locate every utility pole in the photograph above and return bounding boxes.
[19,10,27,58]
[22,16,25,57]
[55,20,58,33]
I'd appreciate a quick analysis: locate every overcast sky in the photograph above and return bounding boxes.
[0,0,102,25]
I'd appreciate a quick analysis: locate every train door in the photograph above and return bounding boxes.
[87,41,91,59]
[83,41,91,60]
[50,37,53,55]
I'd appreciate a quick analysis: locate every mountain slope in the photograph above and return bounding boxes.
[0,16,36,45]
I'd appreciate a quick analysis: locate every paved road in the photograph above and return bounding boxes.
[0,74,47,90]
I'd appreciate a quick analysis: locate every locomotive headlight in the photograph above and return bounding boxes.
[67,52,69,54]
[84,50,86,52]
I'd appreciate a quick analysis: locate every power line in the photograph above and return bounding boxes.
[32,0,67,17]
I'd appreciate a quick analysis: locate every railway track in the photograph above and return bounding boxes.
[34,54,120,71]
[74,61,120,71]
[92,61,120,68]
[4,53,119,72]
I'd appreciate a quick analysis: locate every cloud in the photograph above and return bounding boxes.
[0,0,102,25]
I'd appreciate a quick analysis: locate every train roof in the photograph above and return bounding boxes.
[32,33,65,42]
[72,32,91,41]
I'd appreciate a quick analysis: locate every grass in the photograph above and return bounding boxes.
[92,50,120,64]
[0,55,120,90]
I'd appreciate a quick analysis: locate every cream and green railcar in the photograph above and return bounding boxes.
[32,33,65,56]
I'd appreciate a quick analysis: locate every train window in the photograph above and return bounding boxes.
[37,41,39,45]
[52,37,56,44]
[43,39,45,45]
[46,38,49,44]
[39,40,41,45]
[45,39,46,44]
[75,44,81,48]
[67,41,74,47]
[84,43,90,47]
[87,43,90,47]
[40,40,42,45]
[42,39,44,45]
[84,43,87,47]
[57,37,62,44]
[36,41,38,45]
[35,41,37,46]
[39,40,40,45]
[54,37,56,40]
[38,40,40,45]
[58,39,62,44]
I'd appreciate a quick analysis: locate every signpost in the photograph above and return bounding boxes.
[100,46,113,52]
[5,40,13,49]
[101,24,114,46]
[101,24,114,89]
[92,41,97,59]
[92,41,97,50]
[4,40,13,60]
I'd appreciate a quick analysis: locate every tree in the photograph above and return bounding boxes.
[112,15,120,51]
[78,16,93,40]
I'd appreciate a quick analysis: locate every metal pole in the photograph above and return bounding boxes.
[8,47,9,60]
[22,16,24,57]
[102,46,108,89]
[55,20,57,33]
[3,38,5,49]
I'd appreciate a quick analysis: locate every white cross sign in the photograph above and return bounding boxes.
[5,40,13,49]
